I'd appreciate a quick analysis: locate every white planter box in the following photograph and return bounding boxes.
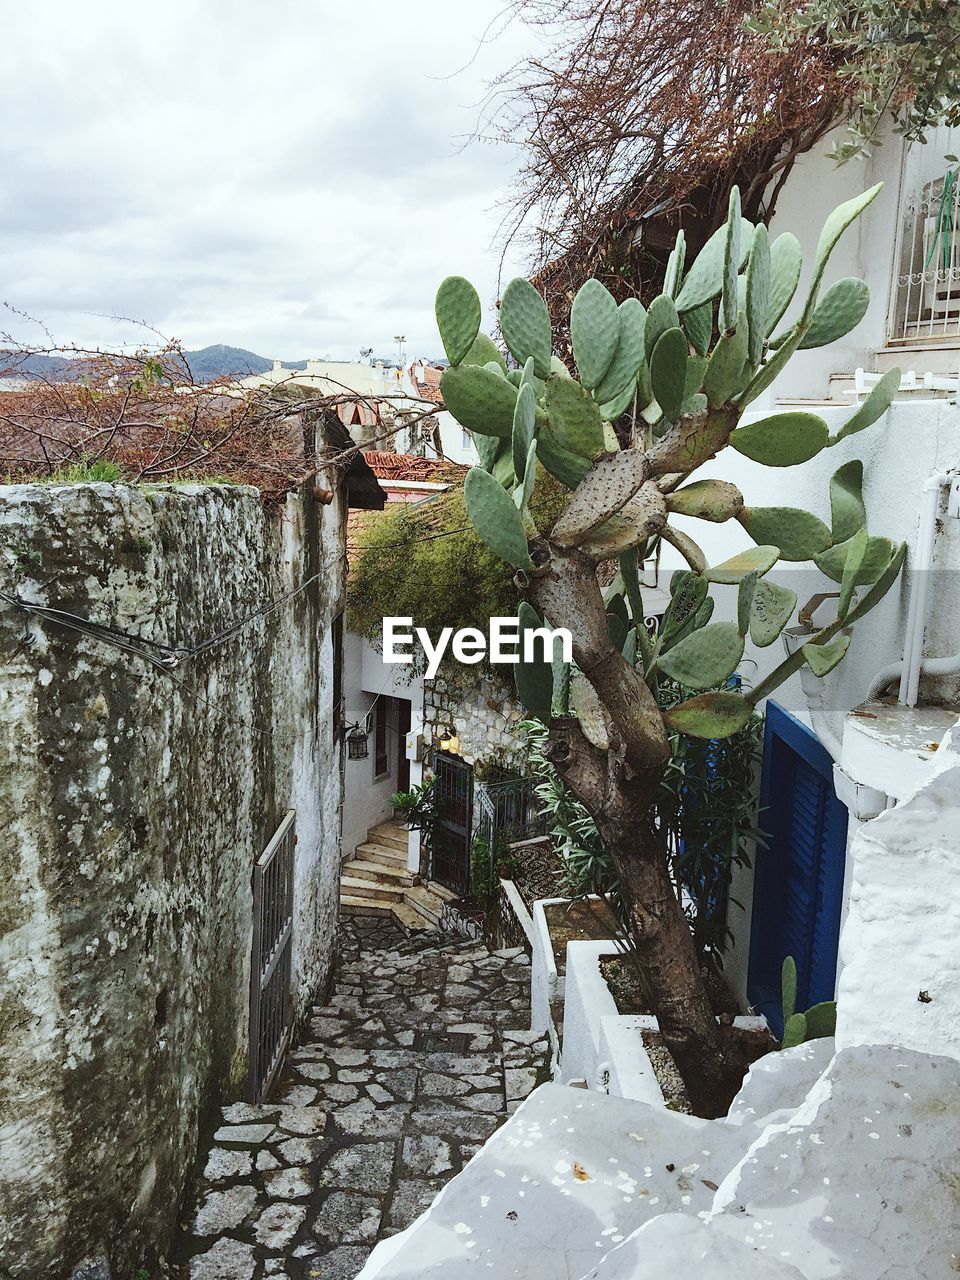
[562,938,767,1106]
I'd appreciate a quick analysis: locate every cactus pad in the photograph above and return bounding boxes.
[595,298,647,404]
[765,232,802,335]
[667,478,744,523]
[463,466,532,568]
[644,294,681,362]
[802,633,851,677]
[571,278,620,389]
[729,411,829,466]
[544,374,606,458]
[650,327,689,422]
[436,276,482,365]
[463,332,506,370]
[703,322,748,407]
[512,382,537,480]
[722,187,742,333]
[804,183,883,321]
[738,506,831,561]
[500,277,553,378]
[745,222,770,368]
[551,450,650,547]
[749,579,797,647]
[599,377,638,422]
[656,621,744,690]
[441,364,518,438]
[663,690,753,740]
[675,217,752,314]
[831,367,900,443]
[798,276,870,349]
[706,544,780,583]
[829,459,866,544]
[814,532,896,584]
[515,601,553,721]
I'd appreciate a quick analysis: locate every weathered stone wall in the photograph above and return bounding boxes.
[422,663,527,771]
[0,481,346,1279]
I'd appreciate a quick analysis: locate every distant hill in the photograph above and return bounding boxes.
[0,344,435,385]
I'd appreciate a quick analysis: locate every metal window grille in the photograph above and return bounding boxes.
[474,773,547,852]
[430,751,474,896]
[248,810,296,1102]
[889,126,960,345]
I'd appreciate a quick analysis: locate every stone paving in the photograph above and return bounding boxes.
[175,918,550,1280]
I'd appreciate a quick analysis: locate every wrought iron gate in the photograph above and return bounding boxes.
[248,809,296,1102]
[431,751,473,896]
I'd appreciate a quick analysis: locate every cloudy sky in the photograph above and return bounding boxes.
[0,2,539,362]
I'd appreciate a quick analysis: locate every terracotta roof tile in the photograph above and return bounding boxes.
[363,450,466,483]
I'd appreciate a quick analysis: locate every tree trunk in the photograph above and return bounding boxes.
[529,543,749,1117]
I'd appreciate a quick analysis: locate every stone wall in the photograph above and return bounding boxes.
[422,663,527,770]
[0,480,347,1279]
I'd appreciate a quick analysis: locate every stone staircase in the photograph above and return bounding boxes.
[339,820,454,934]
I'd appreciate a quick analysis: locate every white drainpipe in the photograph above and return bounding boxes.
[898,471,955,707]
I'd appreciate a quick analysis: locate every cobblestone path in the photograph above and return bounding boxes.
[176,919,551,1280]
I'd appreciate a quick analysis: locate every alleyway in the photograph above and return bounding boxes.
[176,919,551,1280]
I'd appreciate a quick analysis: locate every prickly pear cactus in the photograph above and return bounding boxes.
[434,182,905,741]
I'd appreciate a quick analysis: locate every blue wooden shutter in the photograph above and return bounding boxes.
[747,702,849,1035]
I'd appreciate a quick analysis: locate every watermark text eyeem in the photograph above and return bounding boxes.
[383,617,572,680]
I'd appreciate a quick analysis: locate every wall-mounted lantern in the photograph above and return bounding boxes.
[346,725,369,759]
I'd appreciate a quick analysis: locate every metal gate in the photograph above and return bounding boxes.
[248,809,296,1102]
[747,703,848,1037]
[431,751,473,896]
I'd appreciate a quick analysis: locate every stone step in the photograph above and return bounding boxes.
[340,876,406,903]
[392,901,437,934]
[339,894,394,917]
[426,880,459,903]
[404,885,445,925]
[356,841,409,868]
[368,822,409,852]
[346,859,413,886]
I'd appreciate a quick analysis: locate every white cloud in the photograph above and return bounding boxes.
[0,0,536,360]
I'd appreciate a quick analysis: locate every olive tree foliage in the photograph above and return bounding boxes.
[433,185,904,1115]
[749,0,960,161]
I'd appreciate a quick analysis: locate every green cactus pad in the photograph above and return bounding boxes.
[745,222,770,368]
[462,332,506,370]
[739,507,831,560]
[436,276,482,366]
[703,322,748,407]
[706,544,780,583]
[684,355,708,398]
[656,621,744,690]
[571,672,610,750]
[536,429,593,489]
[831,367,900,443]
[837,527,869,618]
[607,609,628,652]
[803,633,851,677]
[515,601,553,722]
[441,364,518,438]
[803,183,883,322]
[663,229,687,298]
[765,233,803,336]
[644,294,681,363]
[599,377,638,422]
[738,570,759,635]
[667,478,744,522]
[674,218,753,313]
[722,187,742,333]
[491,438,518,489]
[660,571,709,648]
[471,429,500,475]
[845,541,906,623]
[814,532,896,584]
[650,327,689,422]
[551,450,649,548]
[729,411,829,466]
[803,1001,837,1039]
[781,1013,808,1050]
[595,298,647,404]
[781,956,798,1022]
[683,301,714,357]
[829,459,867,543]
[514,438,538,513]
[512,382,537,481]
[663,690,754,740]
[544,374,606,458]
[749,579,797,647]
[463,466,532,569]
[798,277,870,349]
[571,278,620,389]
[499,277,553,378]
